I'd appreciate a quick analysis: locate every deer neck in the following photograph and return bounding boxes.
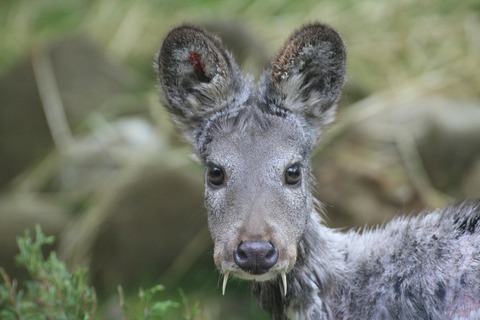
[253,212,349,319]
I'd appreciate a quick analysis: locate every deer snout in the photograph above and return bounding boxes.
[233,240,279,274]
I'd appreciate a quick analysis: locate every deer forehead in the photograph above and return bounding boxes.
[204,115,310,169]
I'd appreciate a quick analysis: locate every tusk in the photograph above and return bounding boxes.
[222,272,229,296]
[281,272,287,296]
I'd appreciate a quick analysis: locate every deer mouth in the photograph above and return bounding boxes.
[213,237,297,296]
[222,270,288,296]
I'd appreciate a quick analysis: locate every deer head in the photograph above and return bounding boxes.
[157,22,346,295]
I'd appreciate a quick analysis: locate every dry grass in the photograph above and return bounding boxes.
[0,1,479,319]
[1,0,479,99]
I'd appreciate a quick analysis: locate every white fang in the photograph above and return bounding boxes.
[222,272,229,295]
[281,272,287,296]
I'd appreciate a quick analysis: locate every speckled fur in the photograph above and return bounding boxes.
[254,203,480,319]
[157,22,480,319]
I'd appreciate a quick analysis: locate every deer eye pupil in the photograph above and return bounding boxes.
[285,164,301,185]
[207,165,225,186]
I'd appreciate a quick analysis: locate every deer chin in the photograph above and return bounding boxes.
[235,270,278,281]
[222,268,289,296]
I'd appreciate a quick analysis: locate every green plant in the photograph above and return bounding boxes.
[0,226,96,320]
[0,226,181,320]
[118,284,180,320]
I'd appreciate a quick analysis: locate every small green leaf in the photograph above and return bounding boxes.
[150,300,180,315]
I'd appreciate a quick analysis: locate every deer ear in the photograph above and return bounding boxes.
[261,23,346,134]
[157,25,245,144]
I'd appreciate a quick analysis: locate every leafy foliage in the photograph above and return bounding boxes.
[0,226,96,320]
[0,226,181,320]
[118,284,181,320]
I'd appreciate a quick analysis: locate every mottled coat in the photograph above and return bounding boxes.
[156,22,480,319]
[255,203,480,319]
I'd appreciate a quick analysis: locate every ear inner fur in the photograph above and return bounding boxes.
[271,23,345,84]
[157,24,248,146]
[257,22,346,139]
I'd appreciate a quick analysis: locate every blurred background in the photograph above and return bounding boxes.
[0,0,479,318]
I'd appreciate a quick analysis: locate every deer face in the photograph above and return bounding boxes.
[157,22,345,293]
[202,112,314,283]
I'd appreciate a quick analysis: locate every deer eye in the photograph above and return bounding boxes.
[207,164,225,187]
[285,163,302,186]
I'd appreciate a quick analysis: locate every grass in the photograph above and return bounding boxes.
[0,226,191,320]
[0,226,267,319]
[0,226,97,319]
[0,0,478,319]
[1,0,479,99]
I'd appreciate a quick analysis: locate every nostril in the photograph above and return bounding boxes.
[233,240,279,275]
[236,244,248,260]
[265,243,277,259]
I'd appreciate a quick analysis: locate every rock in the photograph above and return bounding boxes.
[52,116,166,193]
[313,96,480,227]
[0,36,144,190]
[58,157,209,294]
[462,160,480,199]
[417,100,480,194]
[0,195,70,278]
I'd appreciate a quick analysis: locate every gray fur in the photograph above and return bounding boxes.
[156,22,480,319]
[157,24,253,150]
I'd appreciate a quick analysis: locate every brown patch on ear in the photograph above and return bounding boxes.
[157,24,247,146]
[272,31,304,83]
[188,51,210,82]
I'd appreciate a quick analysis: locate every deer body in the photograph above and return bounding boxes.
[256,206,480,319]
[156,23,480,319]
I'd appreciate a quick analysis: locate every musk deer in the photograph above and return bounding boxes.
[156,22,480,319]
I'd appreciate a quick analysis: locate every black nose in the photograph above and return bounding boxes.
[233,240,279,274]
